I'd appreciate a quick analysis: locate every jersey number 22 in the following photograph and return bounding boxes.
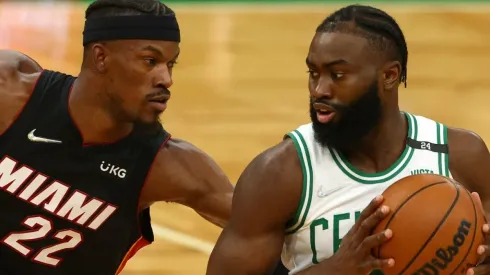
[2,215,82,267]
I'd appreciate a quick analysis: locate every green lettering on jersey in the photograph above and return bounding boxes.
[410,168,434,175]
[309,210,362,264]
[333,213,351,252]
[309,218,328,264]
[309,210,386,274]
[355,210,361,222]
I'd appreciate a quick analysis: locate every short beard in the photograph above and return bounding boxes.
[133,116,163,137]
[310,81,382,149]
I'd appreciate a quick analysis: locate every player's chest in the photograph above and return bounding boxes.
[292,179,390,258]
[0,142,142,212]
[297,200,369,262]
[0,147,143,244]
[2,139,138,182]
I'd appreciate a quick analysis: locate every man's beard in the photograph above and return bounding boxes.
[134,116,163,137]
[310,81,382,149]
[133,88,170,137]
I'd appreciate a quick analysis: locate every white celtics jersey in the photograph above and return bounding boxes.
[281,112,452,274]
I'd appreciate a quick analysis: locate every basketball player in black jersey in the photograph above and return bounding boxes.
[207,4,490,275]
[0,1,235,274]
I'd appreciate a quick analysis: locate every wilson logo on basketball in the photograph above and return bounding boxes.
[413,219,471,274]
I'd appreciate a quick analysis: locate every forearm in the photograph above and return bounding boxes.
[194,191,233,228]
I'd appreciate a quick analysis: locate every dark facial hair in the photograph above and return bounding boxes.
[310,80,382,149]
[134,116,163,138]
[133,88,171,137]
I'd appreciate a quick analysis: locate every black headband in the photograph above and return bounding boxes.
[83,15,180,46]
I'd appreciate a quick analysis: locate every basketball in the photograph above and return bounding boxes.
[373,174,486,275]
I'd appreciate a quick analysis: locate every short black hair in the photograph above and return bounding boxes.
[317,4,408,87]
[85,0,174,19]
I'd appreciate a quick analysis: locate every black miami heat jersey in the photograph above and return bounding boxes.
[0,70,170,275]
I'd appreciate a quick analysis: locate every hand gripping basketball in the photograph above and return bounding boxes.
[467,192,490,275]
[329,195,395,274]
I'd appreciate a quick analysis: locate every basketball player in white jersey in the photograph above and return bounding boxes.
[207,4,490,275]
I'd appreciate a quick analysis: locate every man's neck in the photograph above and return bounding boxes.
[340,110,407,174]
[69,75,133,145]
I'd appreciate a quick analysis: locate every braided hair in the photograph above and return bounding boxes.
[317,4,408,87]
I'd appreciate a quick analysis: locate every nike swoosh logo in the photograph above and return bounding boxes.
[317,185,343,198]
[28,129,62,144]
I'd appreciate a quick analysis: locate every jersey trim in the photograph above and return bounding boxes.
[329,112,418,184]
[437,122,450,177]
[117,134,171,273]
[444,125,449,177]
[285,130,314,234]
[115,236,150,275]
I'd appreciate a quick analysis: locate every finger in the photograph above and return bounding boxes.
[351,195,384,232]
[475,246,486,269]
[471,192,490,235]
[469,263,490,275]
[362,257,395,272]
[353,205,390,245]
[359,229,393,253]
[476,244,490,264]
[483,224,490,235]
[478,244,487,256]
[471,192,484,214]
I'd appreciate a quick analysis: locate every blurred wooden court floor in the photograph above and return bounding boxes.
[1,1,490,274]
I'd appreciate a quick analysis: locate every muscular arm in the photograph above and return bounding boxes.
[0,50,42,76]
[140,138,234,228]
[0,50,43,135]
[448,128,490,215]
[206,139,303,275]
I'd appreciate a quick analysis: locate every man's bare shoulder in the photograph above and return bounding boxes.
[0,50,43,94]
[0,51,44,135]
[154,138,208,166]
[140,137,233,205]
[242,137,299,182]
[231,137,302,221]
[0,50,42,76]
